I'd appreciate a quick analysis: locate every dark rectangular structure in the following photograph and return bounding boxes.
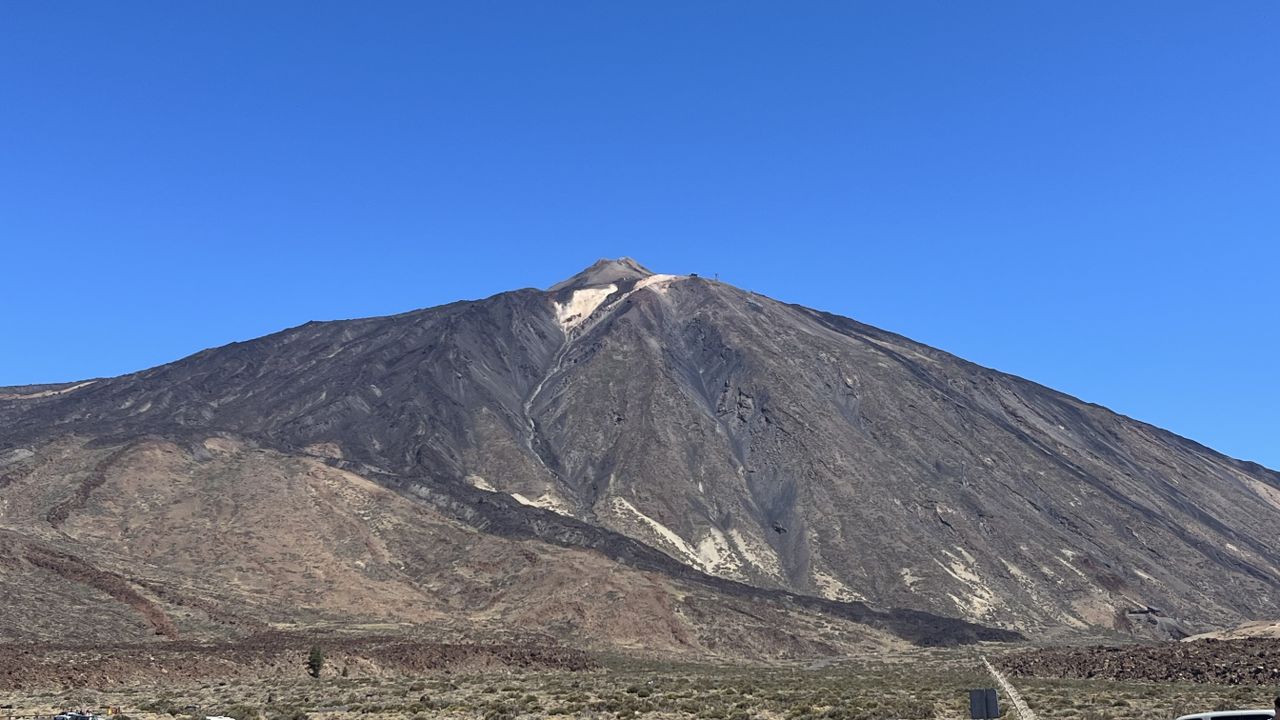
[970,689,1000,719]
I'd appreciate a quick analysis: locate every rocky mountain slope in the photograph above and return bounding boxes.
[3,258,1279,649]
[0,435,977,655]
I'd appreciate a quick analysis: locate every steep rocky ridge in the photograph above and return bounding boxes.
[3,258,1279,643]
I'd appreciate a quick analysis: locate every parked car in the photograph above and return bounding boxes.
[1176,711,1274,720]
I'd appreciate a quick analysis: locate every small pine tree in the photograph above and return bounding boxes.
[306,645,325,678]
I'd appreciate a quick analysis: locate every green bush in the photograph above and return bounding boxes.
[306,646,325,678]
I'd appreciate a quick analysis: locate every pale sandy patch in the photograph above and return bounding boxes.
[1070,594,1117,627]
[465,474,497,492]
[729,528,785,579]
[1186,620,1280,641]
[554,285,616,330]
[1001,558,1030,582]
[204,437,244,454]
[900,567,922,588]
[1244,477,1280,512]
[633,273,679,294]
[938,548,983,584]
[695,526,738,571]
[510,492,574,517]
[813,570,864,602]
[301,442,342,459]
[0,380,96,400]
[1056,553,1088,579]
[937,549,1000,618]
[611,497,706,570]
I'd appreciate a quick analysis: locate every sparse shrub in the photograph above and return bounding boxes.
[265,706,308,720]
[139,698,179,715]
[220,704,260,720]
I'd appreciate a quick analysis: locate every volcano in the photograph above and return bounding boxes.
[2,258,1277,652]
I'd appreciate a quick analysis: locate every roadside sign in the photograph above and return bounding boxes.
[970,688,1000,719]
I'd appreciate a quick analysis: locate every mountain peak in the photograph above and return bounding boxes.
[548,257,655,292]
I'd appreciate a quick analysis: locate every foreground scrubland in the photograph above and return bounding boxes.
[6,641,1280,720]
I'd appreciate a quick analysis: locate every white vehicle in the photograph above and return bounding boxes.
[1175,711,1275,720]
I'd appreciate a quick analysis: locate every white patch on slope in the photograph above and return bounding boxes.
[1244,476,1280,512]
[813,570,864,602]
[554,285,617,330]
[695,526,750,579]
[552,274,682,333]
[633,273,678,293]
[1001,558,1082,629]
[1056,552,1088,579]
[612,497,703,566]
[510,491,574,517]
[465,474,497,492]
[610,497,751,579]
[728,528,784,579]
[0,380,96,401]
[1001,558,1031,583]
[936,548,1000,619]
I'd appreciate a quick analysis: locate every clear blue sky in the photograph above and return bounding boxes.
[2,2,1277,470]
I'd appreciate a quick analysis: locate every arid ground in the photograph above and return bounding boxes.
[6,638,1280,720]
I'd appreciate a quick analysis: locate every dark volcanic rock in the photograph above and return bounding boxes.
[997,638,1280,685]
[3,258,1280,640]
